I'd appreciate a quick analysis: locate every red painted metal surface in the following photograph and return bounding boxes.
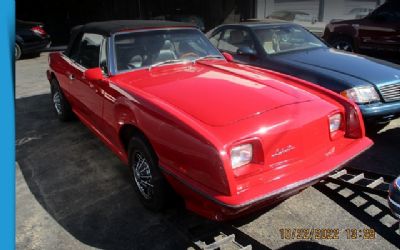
[48,51,373,220]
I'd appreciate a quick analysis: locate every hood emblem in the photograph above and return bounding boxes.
[272,145,296,158]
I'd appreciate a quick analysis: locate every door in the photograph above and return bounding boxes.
[67,33,106,130]
[358,3,400,57]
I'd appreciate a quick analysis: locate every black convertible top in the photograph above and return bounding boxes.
[75,20,196,36]
[65,20,196,56]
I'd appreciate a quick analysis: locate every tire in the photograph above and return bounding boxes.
[128,135,170,211]
[15,43,22,60]
[330,36,354,52]
[50,78,73,121]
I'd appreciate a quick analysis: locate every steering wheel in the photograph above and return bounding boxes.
[127,55,143,69]
[179,52,199,60]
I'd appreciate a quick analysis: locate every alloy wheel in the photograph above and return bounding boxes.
[53,91,62,115]
[132,152,154,200]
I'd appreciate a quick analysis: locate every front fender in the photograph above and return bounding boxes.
[112,88,231,196]
[114,98,138,129]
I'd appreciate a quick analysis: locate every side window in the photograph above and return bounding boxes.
[77,33,104,69]
[69,34,82,61]
[209,30,223,48]
[218,29,255,54]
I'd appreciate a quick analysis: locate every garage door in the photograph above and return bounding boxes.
[273,0,320,21]
[255,0,320,20]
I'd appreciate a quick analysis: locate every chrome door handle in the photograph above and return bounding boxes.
[68,74,75,80]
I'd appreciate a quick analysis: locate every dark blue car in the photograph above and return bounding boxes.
[207,21,400,132]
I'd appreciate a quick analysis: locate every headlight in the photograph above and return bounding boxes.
[230,144,253,169]
[340,86,380,104]
[329,113,342,133]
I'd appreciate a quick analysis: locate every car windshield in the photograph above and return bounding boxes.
[114,28,222,72]
[253,25,326,55]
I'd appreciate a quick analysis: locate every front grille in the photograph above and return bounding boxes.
[379,83,400,102]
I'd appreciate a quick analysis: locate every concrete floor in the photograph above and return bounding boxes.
[16,53,400,249]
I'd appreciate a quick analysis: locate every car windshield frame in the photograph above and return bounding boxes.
[251,24,328,56]
[109,27,224,75]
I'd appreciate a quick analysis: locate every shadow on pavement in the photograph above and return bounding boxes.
[278,241,336,250]
[16,94,195,249]
[18,53,41,61]
[350,125,400,176]
[313,120,400,247]
[314,182,400,248]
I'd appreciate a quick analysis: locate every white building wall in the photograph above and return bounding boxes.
[323,0,345,22]
[256,0,275,19]
[256,0,266,18]
[344,0,378,10]
[256,0,383,22]
[256,0,320,21]
[274,0,320,20]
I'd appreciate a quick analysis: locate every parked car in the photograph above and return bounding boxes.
[388,176,400,219]
[322,1,400,61]
[15,20,51,60]
[207,21,400,132]
[47,20,372,220]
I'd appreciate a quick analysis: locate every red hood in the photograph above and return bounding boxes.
[112,60,319,126]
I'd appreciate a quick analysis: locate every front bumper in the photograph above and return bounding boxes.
[162,137,373,220]
[359,101,400,124]
[388,177,400,219]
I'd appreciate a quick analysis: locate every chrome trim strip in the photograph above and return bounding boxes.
[379,82,400,102]
[61,53,87,72]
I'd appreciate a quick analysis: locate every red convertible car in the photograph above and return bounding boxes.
[47,20,373,220]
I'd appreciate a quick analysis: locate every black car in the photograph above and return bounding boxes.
[207,21,400,132]
[15,20,51,60]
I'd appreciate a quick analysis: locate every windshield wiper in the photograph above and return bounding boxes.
[193,55,224,63]
[148,59,187,71]
[148,55,223,70]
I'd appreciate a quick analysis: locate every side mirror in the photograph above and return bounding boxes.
[222,52,234,62]
[84,67,104,81]
[237,46,257,56]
